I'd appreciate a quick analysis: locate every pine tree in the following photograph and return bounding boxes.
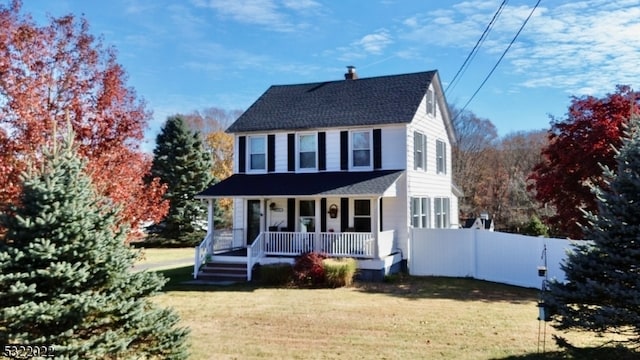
[0,131,189,359]
[546,114,640,349]
[148,115,213,244]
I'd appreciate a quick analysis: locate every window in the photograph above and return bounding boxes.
[426,88,435,116]
[436,140,447,174]
[249,136,265,171]
[353,199,371,232]
[434,197,450,228]
[352,131,371,168]
[411,197,430,228]
[299,134,317,170]
[414,131,427,170]
[299,200,315,232]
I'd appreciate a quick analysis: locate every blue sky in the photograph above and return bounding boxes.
[18,0,640,150]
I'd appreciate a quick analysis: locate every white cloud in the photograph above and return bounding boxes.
[192,0,318,32]
[357,29,393,54]
[400,0,640,96]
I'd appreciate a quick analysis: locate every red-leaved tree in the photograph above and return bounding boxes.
[0,1,168,240]
[529,85,640,239]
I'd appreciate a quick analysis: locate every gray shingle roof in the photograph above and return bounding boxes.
[195,170,404,198]
[226,71,437,133]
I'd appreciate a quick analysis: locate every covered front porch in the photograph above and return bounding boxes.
[193,170,405,281]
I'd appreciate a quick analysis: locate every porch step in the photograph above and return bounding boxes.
[197,262,247,282]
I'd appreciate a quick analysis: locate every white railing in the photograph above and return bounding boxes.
[246,233,265,281]
[264,231,375,258]
[194,232,214,279]
[264,232,316,255]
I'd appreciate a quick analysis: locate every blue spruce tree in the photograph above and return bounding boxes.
[546,114,640,351]
[0,130,189,359]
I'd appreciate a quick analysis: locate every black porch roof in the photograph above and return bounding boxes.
[196,170,404,198]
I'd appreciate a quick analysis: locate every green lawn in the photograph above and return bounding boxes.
[152,265,636,359]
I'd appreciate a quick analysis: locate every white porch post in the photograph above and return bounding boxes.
[207,199,215,254]
[314,197,321,252]
[372,197,380,259]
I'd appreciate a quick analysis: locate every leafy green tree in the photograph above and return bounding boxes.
[522,215,549,237]
[148,115,213,244]
[545,114,640,350]
[0,131,189,359]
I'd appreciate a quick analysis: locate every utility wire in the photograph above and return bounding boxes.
[456,0,542,119]
[445,0,508,95]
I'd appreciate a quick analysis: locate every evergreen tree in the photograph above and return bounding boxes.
[546,114,640,349]
[148,115,213,244]
[0,131,189,359]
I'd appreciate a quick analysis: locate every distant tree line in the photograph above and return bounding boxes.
[451,105,550,235]
[452,84,640,239]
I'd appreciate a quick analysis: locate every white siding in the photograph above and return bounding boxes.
[325,130,341,171]
[275,133,288,172]
[381,126,406,170]
[380,173,409,258]
[233,197,244,230]
[406,85,457,228]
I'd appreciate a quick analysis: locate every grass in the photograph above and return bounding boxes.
[152,265,637,359]
[133,247,194,265]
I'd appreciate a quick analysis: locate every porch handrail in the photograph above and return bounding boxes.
[194,231,214,279]
[246,232,265,281]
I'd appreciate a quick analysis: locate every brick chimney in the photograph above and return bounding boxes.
[344,65,358,80]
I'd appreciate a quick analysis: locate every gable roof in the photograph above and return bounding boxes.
[195,170,404,198]
[226,70,438,133]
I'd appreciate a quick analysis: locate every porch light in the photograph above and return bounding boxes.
[328,204,338,218]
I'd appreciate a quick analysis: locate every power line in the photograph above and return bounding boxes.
[456,0,542,118]
[445,0,508,95]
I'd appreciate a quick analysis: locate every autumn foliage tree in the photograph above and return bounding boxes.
[529,85,640,238]
[0,1,167,239]
[182,107,240,228]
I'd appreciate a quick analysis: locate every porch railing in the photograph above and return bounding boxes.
[264,231,376,258]
[213,229,244,253]
[194,231,214,279]
[246,232,265,281]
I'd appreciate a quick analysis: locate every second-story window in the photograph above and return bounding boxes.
[249,136,266,171]
[414,131,427,170]
[426,88,435,116]
[436,139,447,174]
[352,130,371,168]
[299,133,317,170]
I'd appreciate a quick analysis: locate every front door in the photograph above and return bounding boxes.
[247,200,261,245]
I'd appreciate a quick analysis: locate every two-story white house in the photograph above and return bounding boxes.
[194,67,460,281]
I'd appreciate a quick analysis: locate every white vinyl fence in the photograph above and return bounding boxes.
[409,229,585,288]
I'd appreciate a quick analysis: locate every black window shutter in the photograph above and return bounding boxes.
[340,197,349,232]
[340,131,348,170]
[318,132,326,171]
[320,198,327,232]
[267,134,275,172]
[238,136,246,173]
[379,198,383,231]
[287,198,296,232]
[287,133,295,171]
[373,128,382,169]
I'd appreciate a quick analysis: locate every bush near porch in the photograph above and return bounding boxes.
[257,253,358,288]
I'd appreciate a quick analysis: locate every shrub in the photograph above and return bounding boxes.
[293,252,326,286]
[259,263,293,286]
[323,258,357,287]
